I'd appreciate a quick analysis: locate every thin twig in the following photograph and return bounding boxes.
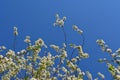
[81,34,85,49]
[62,27,67,50]
[70,34,85,60]
[13,35,16,52]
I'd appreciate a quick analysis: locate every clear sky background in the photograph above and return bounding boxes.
[0,0,120,79]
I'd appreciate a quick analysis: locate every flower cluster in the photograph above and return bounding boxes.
[97,39,120,80]
[96,39,112,53]
[53,14,66,27]
[72,25,83,34]
[76,45,89,58]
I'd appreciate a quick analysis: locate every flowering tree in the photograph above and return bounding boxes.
[97,39,120,80]
[0,14,117,80]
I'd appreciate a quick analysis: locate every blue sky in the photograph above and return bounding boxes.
[0,0,120,79]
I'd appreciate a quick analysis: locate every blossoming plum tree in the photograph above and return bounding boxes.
[0,14,118,80]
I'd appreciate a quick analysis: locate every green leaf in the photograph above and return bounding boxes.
[69,43,75,47]
[24,76,29,80]
[107,63,116,76]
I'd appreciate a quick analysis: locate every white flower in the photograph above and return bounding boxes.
[47,52,52,58]
[53,14,66,27]
[96,39,105,46]
[116,48,120,54]
[106,48,112,53]
[55,20,65,27]
[72,25,83,34]
[0,46,6,50]
[77,68,81,73]
[53,67,56,72]
[0,55,3,59]
[30,78,37,80]
[35,38,44,46]
[4,57,9,62]
[62,16,66,21]
[14,27,17,31]
[62,67,67,73]
[52,77,57,80]
[63,43,66,48]
[118,66,120,71]
[24,36,31,43]
[1,75,10,80]
[77,45,83,53]
[13,26,18,36]
[50,44,59,52]
[71,58,77,63]
[81,53,89,58]
[115,68,120,75]
[111,53,116,58]
[77,29,83,34]
[21,49,26,54]
[86,71,92,80]
[97,72,105,79]
[6,49,15,56]
[115,75,120,79]
[58,74,63,77]
[76,56,80,60]
[72,25,78,31]
[61,50,67,59]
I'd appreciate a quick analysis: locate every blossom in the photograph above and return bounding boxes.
[20,49,26,54]
[13,26,18,36]
[0,55,3,59]
[30,78,37,80]
[116,48,120,54]
[96,39,113,53]
[77,45,83,54]
[1,14,116,80]
[86,71,92,80]
[111,53,117,58]
[77,29,83,34]
[1,75,10,80]
[106,48,112,53]
[0,46,6,50]
[96,39,105,46]
[62,67,67,73]
[62,43,66,48]
[97,72,105,79]
[52,77,57,80]
[6,49,15,57]
[53,14,66,27]
[24,36,31,43]
[4,57,9,62]
[61,50,67,59]
[50,44,59,52]
[35,38,44,46]
[72,25,83,34]
[81,53,89,58]
[76,45,89,58]
[71,58,77,63]
[115,75,120,79]
[72,25,78,31]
